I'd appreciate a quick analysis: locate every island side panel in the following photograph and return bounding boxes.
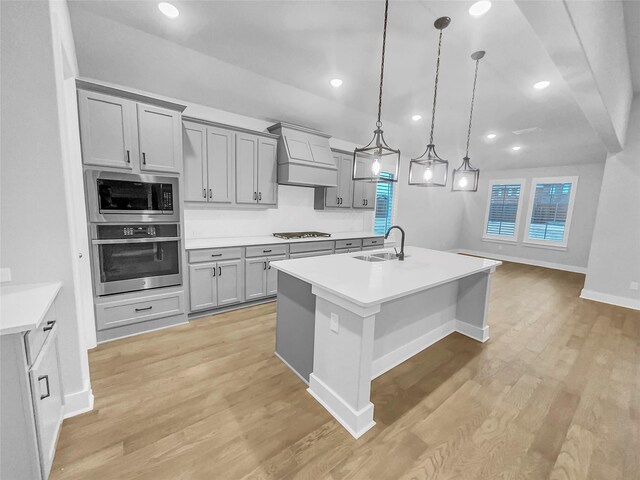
[455,270,493,342]
[275,271,316,384]
[371,281,458,379]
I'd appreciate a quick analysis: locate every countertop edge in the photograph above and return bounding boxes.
[185,232,385,250]
[0,282,62,336]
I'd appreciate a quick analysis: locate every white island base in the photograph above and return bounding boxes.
[272,247,500,439]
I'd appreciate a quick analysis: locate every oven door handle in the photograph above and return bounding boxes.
[92,237,180,245]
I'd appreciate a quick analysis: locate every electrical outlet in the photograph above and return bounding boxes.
[630,281,639,291]
[330,313,339,333]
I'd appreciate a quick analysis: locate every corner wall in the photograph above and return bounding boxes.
[582,96,640,309]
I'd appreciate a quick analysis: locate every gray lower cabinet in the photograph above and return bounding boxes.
[245,254,286,300]
[189,259,242,312]
[1,298,64,480]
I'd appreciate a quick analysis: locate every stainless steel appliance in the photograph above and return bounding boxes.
[86,171,179,223]
[91,223,182,296]
[273,231,331,239]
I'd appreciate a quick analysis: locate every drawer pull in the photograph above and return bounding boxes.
[263,249,272,253]
[345,243,352,246]
[135,306,153,312]
[211,254,222,257]
[38,375,50,400]
[43,320,56,332]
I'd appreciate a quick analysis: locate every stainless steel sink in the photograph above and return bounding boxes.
[371,252,398,260]
[353,255,388,262]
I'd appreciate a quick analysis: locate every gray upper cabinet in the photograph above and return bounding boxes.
[183,122,234,204]
[77,85,185,174]
[137,104,182,174]
[352,163,376,210]
[183,122,207,203]
[77,90,135,170]
[315,151,360,210]
[236,133,278,205]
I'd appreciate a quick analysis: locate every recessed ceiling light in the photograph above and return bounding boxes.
[330,78,343,88]
[158,2,179,19]
[486,133,497,139]
[533,80,550,90]
[469,1,492,17]
[512,146,522,151]
[411,114,422,121]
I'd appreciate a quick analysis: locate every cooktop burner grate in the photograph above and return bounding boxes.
[273,231,332,239]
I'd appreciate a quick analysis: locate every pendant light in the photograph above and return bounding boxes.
[408,16,450,187]
[452,51,485,192]
[353,0,400,183]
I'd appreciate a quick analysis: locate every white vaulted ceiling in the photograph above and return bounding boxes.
[68,0,632,170]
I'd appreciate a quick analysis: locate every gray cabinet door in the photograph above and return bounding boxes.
[77,90,135,169]
[207,127,234,204]
[245,257,267,300]
[363,181,376,210]
[189,263,217,311]
[137,103,181,174]
[266,255,286,295]
[257,137,277,205]
[217,259,242,306]
[183,122,207,203]
[324,153,341,208]
[29,326,64,479]
[339,155,354,208]
[235,133,258,204]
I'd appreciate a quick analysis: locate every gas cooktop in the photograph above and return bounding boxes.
[273,231,332,239]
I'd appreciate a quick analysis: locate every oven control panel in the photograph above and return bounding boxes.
[95,224,179,240]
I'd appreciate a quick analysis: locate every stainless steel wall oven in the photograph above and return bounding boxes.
[91,223,182,296]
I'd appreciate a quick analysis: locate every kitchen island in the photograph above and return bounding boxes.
[271,247,501,438]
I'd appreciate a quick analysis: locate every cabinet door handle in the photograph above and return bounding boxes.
[135,306,153,312]
[38,375,50,400]
[203,189,207,199]
[209,189,212,199]
[43,320,56,332]
[142,152,146,165]
[212,267,216,277]
[253,192,257,200]
[126,150,131,163]
[258,192,262,201]
[263,261,267,270]
[218,266,222,276]
[268,261,271,270]
[336,196,339,205]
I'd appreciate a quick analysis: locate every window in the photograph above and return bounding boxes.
[374,172,394,235]
[524,176,578,248]
[483,180,525,241]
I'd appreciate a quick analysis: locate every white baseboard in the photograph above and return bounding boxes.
[456,319,490,342]
[371,320,456,379]
[274,351,309,385]
[452,249,587,274]
[64,387,94,419]
[308,374,375,439]
[580,289,640,311]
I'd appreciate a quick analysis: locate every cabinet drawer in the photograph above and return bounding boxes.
[335,239,362,250]
[246,244,289,258]
[24,303,57,367]
[188,247,242,263]
[289,241,334,254]
[96,291,184,331]
[335,247,362,254]
[362,237,384,247]
[289,250,333,259]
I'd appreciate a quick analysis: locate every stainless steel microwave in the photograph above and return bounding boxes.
[86,171,179,223]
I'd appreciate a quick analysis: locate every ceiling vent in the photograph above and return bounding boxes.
[512,126,542,135]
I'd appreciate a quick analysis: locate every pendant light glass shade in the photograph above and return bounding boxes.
[409,16,450,187]
[353,127,400,182]
[353,0,399,183]
[452,50,485,192]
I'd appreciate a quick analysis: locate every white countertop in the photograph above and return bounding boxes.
[0,282,62,335]
[270,247,501,307]
[185,231,384,250]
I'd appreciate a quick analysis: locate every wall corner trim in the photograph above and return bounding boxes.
[580,289,640,311]
[63,387,94,419]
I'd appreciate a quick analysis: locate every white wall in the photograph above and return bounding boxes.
[582,97,640,309]
[1,0,92,414]
[457,162,605,271]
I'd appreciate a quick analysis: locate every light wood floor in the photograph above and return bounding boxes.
[51,262,640,480]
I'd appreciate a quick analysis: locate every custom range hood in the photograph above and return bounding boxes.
[267,122,338,187]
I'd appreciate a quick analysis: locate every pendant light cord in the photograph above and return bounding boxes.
[376,0,390,128]
[465,57,481,158]
[429,29,444,144]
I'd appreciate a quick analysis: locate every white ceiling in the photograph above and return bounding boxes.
[68,0,629,170]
